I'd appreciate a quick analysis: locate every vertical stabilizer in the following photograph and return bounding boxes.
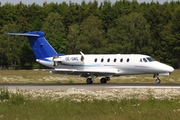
[6,31,58,59]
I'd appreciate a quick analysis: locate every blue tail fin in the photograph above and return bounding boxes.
[6,31,58,59]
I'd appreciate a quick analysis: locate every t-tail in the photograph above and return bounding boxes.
[6,31,64,68]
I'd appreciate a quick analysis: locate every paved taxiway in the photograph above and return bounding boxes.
[0,83,180,90]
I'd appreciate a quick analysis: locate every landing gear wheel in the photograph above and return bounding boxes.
[86,78,93,84]
[156,78,161,84]
[100,78,107,84]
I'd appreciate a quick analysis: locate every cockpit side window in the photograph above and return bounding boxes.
[143,58,148,62]
[146,57,155,62]
[140,59,142,62]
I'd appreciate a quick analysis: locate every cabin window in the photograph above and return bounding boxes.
[107,58,110,62]
[143,58,147,62]
[120,58,123,62]
[101,58,104,62]
[94,58,97,62]
[114,58,117,62]
[127,58,130,62]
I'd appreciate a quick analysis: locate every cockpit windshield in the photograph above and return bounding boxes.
[143,58,148,62]
[146,57,156,62]
[140,57,156,62]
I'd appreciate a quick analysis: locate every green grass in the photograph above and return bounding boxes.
[0,76,179,120]
[0,70,179,120]
[0,97,180,120]
[0,69,179,84]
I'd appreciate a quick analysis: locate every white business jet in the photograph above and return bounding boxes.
[6,31,174,84]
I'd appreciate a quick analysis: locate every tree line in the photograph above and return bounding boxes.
[0,0,180,69]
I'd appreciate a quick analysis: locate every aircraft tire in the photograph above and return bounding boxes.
[155,78,161,84]
[86,78,93,84]
[100,78,107,84]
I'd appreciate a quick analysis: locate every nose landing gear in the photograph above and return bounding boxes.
[154,73,161,84]
[155,77,161,84]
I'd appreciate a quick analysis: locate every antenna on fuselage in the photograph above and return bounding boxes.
[80,51,84,62]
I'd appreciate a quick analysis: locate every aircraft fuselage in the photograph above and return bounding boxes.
[37,54,174,77]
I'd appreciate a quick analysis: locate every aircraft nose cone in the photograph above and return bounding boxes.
[158,62,174,73]
[168,66,174,73]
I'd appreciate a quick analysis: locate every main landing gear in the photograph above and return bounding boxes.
[154,73,161,84]
[86,78,93,84]
[86,77,110,84]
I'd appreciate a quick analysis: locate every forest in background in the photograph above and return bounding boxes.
[0,0,180,69]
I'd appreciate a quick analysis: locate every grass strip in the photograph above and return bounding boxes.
[0,87,180,120]
[0,69,179,84]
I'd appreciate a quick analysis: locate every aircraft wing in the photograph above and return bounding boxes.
[50,69,119,77]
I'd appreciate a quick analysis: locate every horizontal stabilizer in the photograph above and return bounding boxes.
[5,32,39,37]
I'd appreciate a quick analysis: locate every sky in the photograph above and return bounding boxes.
[0,0,176,5]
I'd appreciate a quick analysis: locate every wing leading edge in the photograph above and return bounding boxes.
[50,69,120,77]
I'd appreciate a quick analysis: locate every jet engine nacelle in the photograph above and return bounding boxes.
[53,55,84,66]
